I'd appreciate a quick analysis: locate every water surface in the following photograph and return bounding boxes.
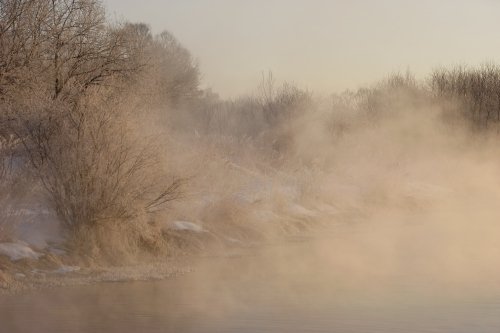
[2,232,500,333]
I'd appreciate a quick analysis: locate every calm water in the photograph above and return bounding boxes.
[2,235,500,333]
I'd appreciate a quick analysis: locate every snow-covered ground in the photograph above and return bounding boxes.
[163,220,206,233]
[0,242,42,261]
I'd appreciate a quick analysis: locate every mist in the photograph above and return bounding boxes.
[2,0,500,332]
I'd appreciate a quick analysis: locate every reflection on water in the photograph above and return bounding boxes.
[2,237,500,333]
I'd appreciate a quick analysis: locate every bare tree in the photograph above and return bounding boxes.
[43,0,141,99]
[0,0,139,100]
[258,71,311,127]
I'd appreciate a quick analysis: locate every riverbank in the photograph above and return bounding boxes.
[0,222,325,295]
[0,253,193,295]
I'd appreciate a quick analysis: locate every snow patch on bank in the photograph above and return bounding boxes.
[162,221,205,233]
[0,242,43,261]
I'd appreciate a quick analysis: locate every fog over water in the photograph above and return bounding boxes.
[3,1,500,332]
[5,98,500,332]
[3,236,500,333]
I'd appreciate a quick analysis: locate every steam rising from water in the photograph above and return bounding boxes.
[4,92,500,332]
[160,89,500,314]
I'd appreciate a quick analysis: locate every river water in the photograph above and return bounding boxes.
[2,227,500,333]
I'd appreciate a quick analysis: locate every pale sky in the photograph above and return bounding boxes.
[104,0,500,98]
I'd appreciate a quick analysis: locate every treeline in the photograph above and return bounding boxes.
[344,65,500,129]
[183,66,500,167]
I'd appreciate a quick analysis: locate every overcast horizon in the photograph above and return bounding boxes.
[104,0,500,98]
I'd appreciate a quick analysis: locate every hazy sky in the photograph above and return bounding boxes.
[104,0,500,98]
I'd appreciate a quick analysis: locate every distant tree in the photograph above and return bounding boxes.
[152,30,200,106]
[258,71,311,126]
[431,64,500,127]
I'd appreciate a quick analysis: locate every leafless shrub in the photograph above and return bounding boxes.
[431,64,500,129]
[258,71,312,127]
[327,91,360,139]
[8,90,181,235]
[190,93,266,139]
[355,71,427,117]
